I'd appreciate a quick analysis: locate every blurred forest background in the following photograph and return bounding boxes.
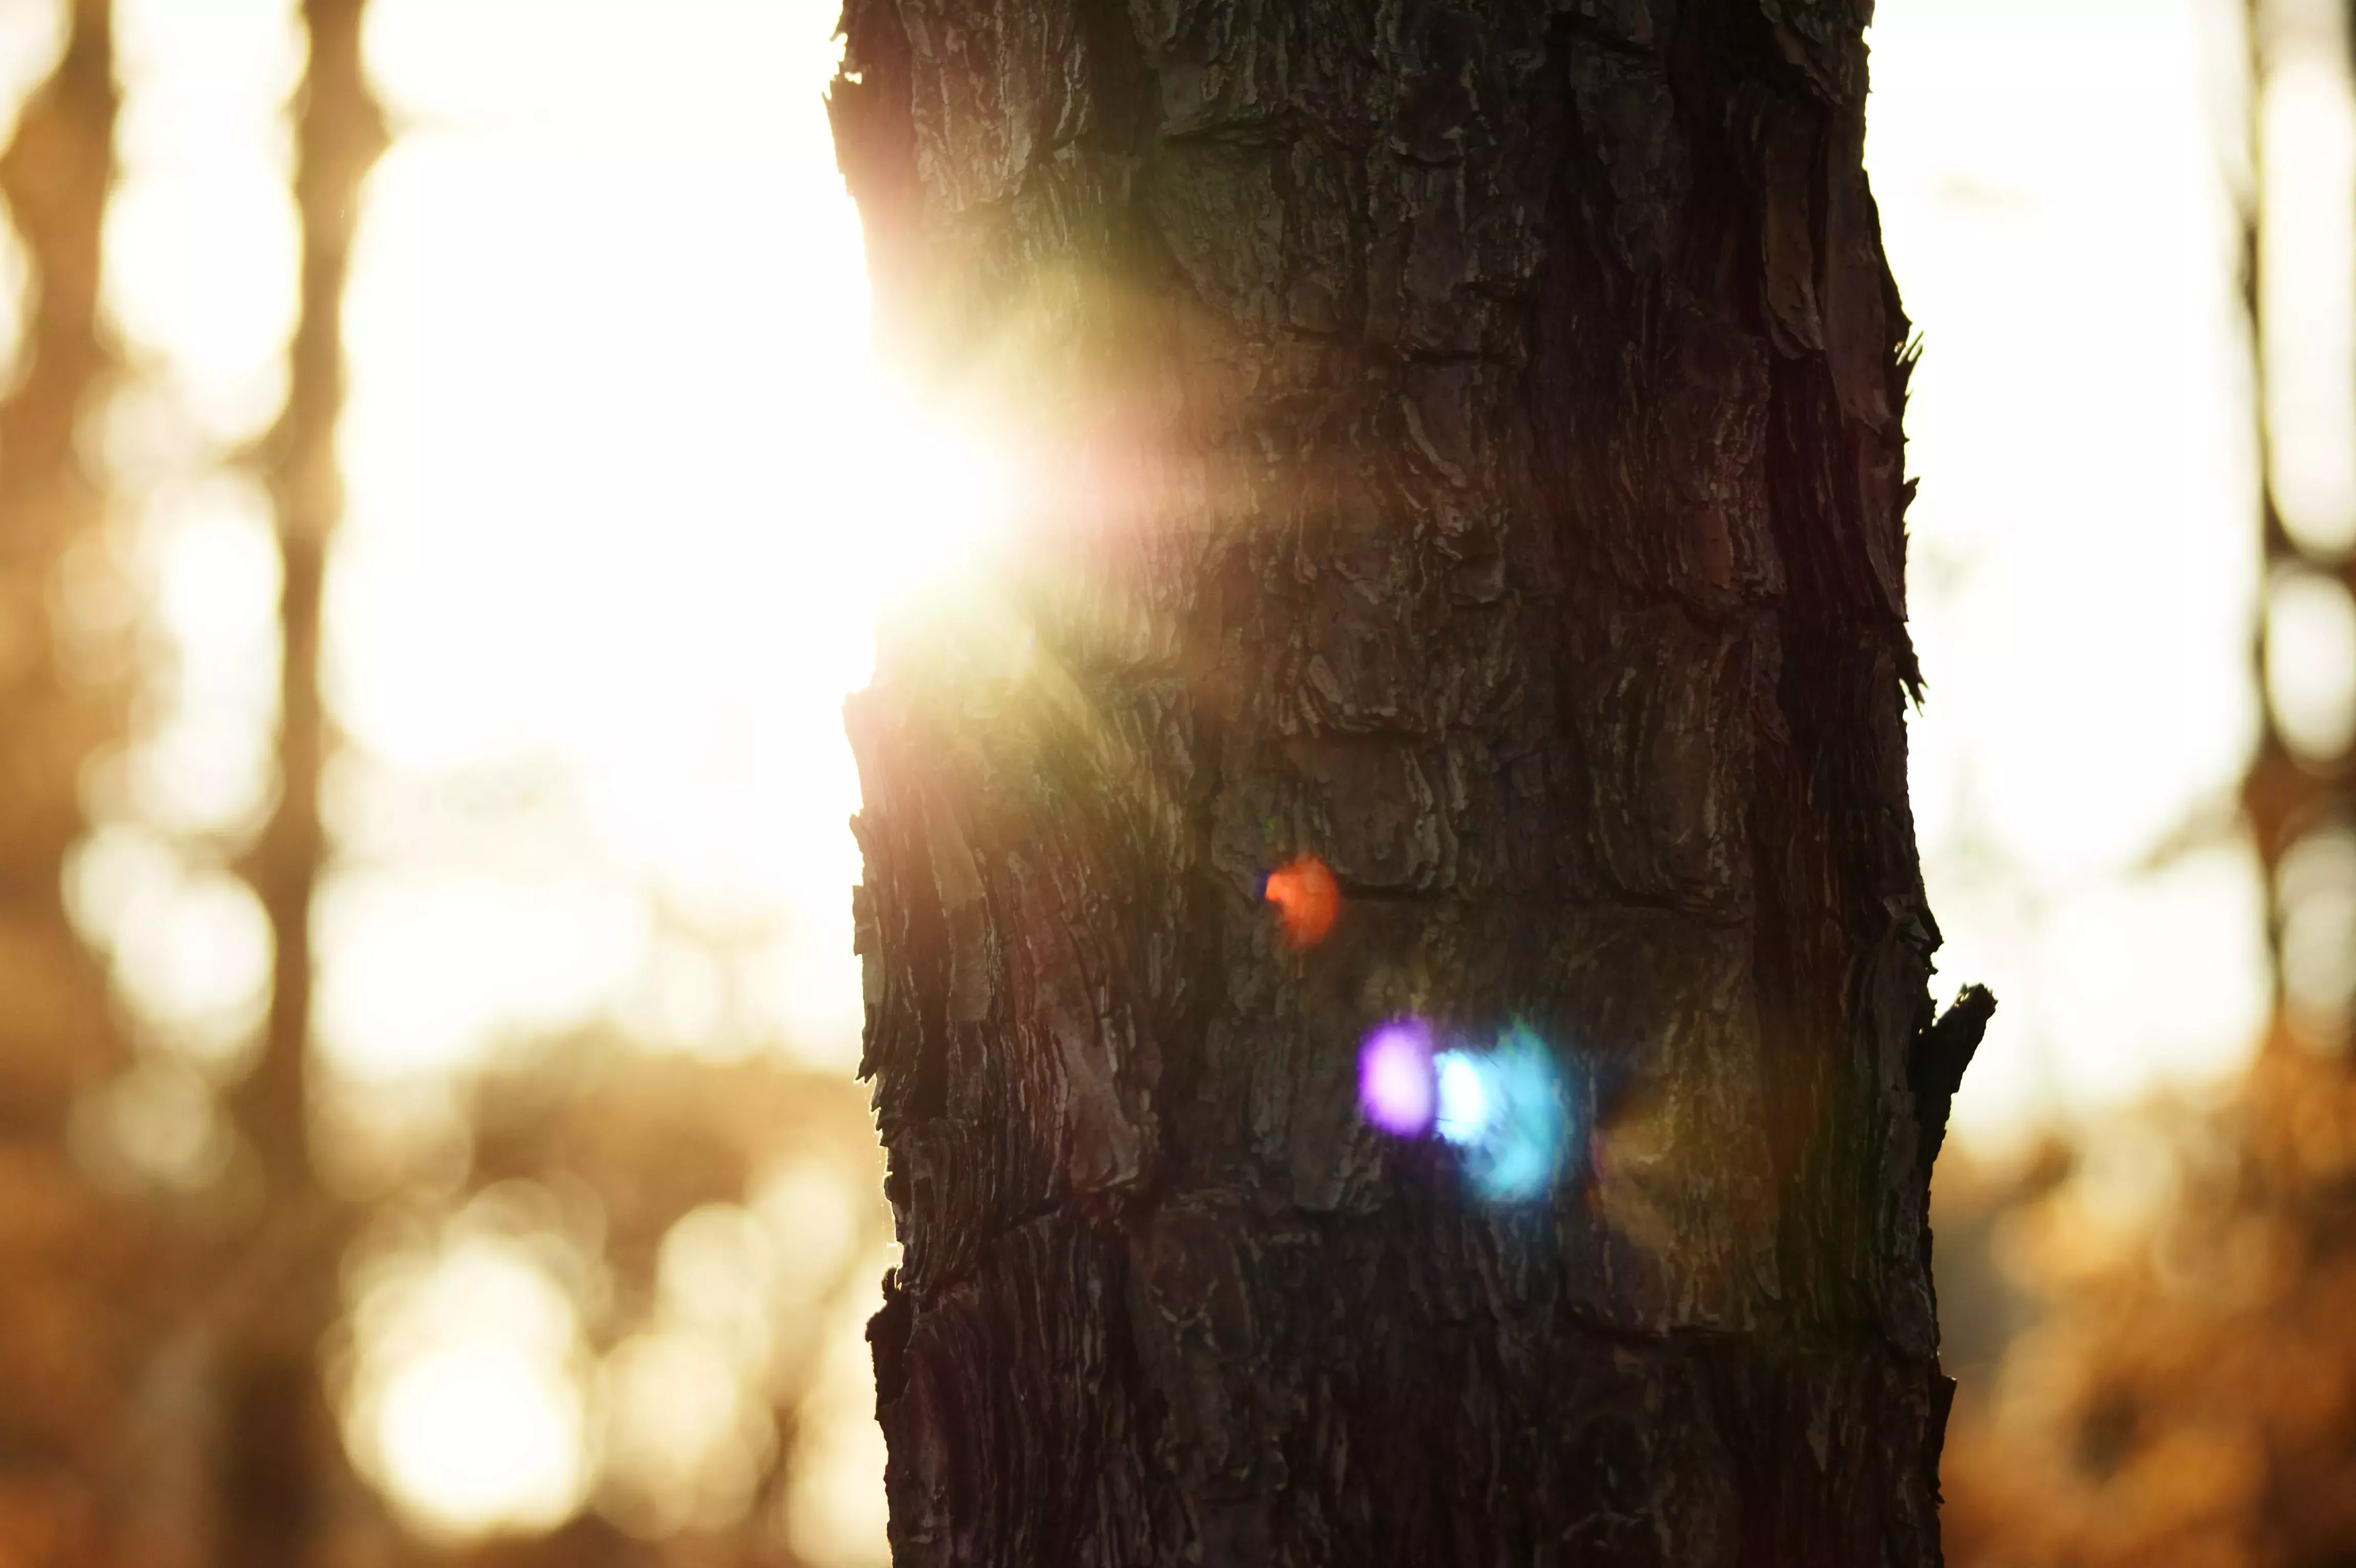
[0,0,2349,1564]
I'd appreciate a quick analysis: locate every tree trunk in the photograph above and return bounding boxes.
[0,1,131,1558]
[831,4,1979,1562]
[214,2,383,1562]
[2239,0,2356,1048]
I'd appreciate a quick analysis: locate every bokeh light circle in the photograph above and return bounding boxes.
[1358,1019,1437,1135]
[1262,854,1341,948]
[1362,1020,1572,1204]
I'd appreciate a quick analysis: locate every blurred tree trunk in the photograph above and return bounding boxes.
[832,3,1980,1563]
[1928,11,2356,1565]
[2238,0,2356,1033]
[212,1,383,1562]
[0,2,138,1561]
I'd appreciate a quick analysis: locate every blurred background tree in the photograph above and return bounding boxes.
[1934,1,2356,1562]
[0,1,899,1563]
[0,1,144,1562]
[209,0,381,1559]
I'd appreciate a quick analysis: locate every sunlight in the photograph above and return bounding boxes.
[783,1254,897,1566]
[2266,566,2356,759]
[312,869,648,1080]
[598,1328,774,1536]
[344,1236,593,1538]
[2262,48,2356,554]
[41,0,2282,1554]
[127,475,282,841]
[322,3,1015,1086]
[374,1342,587,1535]
[298,9,980,1543]
[106,0,301,442]
[1869,0,2268,1143]
[831,385,1023,617]
[66,825,270,1073]
[80,0,1022,1099]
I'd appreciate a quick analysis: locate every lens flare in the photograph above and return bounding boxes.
[1401,1025,1569,1203]
[1354,1015,1574,1202]
[1455,1025,1568,1203]
[1357,1019,1436,1135]
[1433,1050,1494,1147]
[1260,854,1340,948]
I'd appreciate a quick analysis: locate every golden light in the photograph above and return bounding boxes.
[2265,566,2356,759]
[298,1,981,1544]
[2262,46,2356,554]
[127,474,283,840]
[598,1327,776,1537]
[313,0,1017,1097]
[1869,0,2269,1142]
[783,1256,897,1566]
[343,1236,594,1539]
[2280,827,2356,1044]
[372,1342,588,1535]
[105,0,302,441]
[13,0,2295,1554]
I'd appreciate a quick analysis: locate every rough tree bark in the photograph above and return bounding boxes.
[831,3,1983,1562]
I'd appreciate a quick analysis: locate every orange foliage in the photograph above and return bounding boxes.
[1942,1042,2356,1568]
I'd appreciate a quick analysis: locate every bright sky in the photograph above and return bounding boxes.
[325,0,882,1083]
[1869,0,2277,1143]
[5,0,2329,1545]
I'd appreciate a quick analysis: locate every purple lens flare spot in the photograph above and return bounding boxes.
[1357,1019,1437,1136]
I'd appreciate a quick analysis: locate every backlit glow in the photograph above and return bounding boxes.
[2266,567,2356,759]
[344,1237,593,1538]
[33,0,2289,1558]
[599,1328,775,1537]
[1870,0,2269,1141]
[319,45,1015,1079]
[2263,48,2356,553]
[375,1341,587,1536]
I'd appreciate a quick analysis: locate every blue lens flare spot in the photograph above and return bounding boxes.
[1433,1050,1494,1146]
[1358,1018,1574,1204]
[1440,1026,1568,1203]
[1466,1027,1566,1201]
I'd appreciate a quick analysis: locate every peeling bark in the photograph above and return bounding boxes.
[832,2,1970,1560]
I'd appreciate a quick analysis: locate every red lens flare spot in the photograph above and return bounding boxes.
[1262,854,1341,948]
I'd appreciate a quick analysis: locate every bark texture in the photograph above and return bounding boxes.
[832,3,1972,1562]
